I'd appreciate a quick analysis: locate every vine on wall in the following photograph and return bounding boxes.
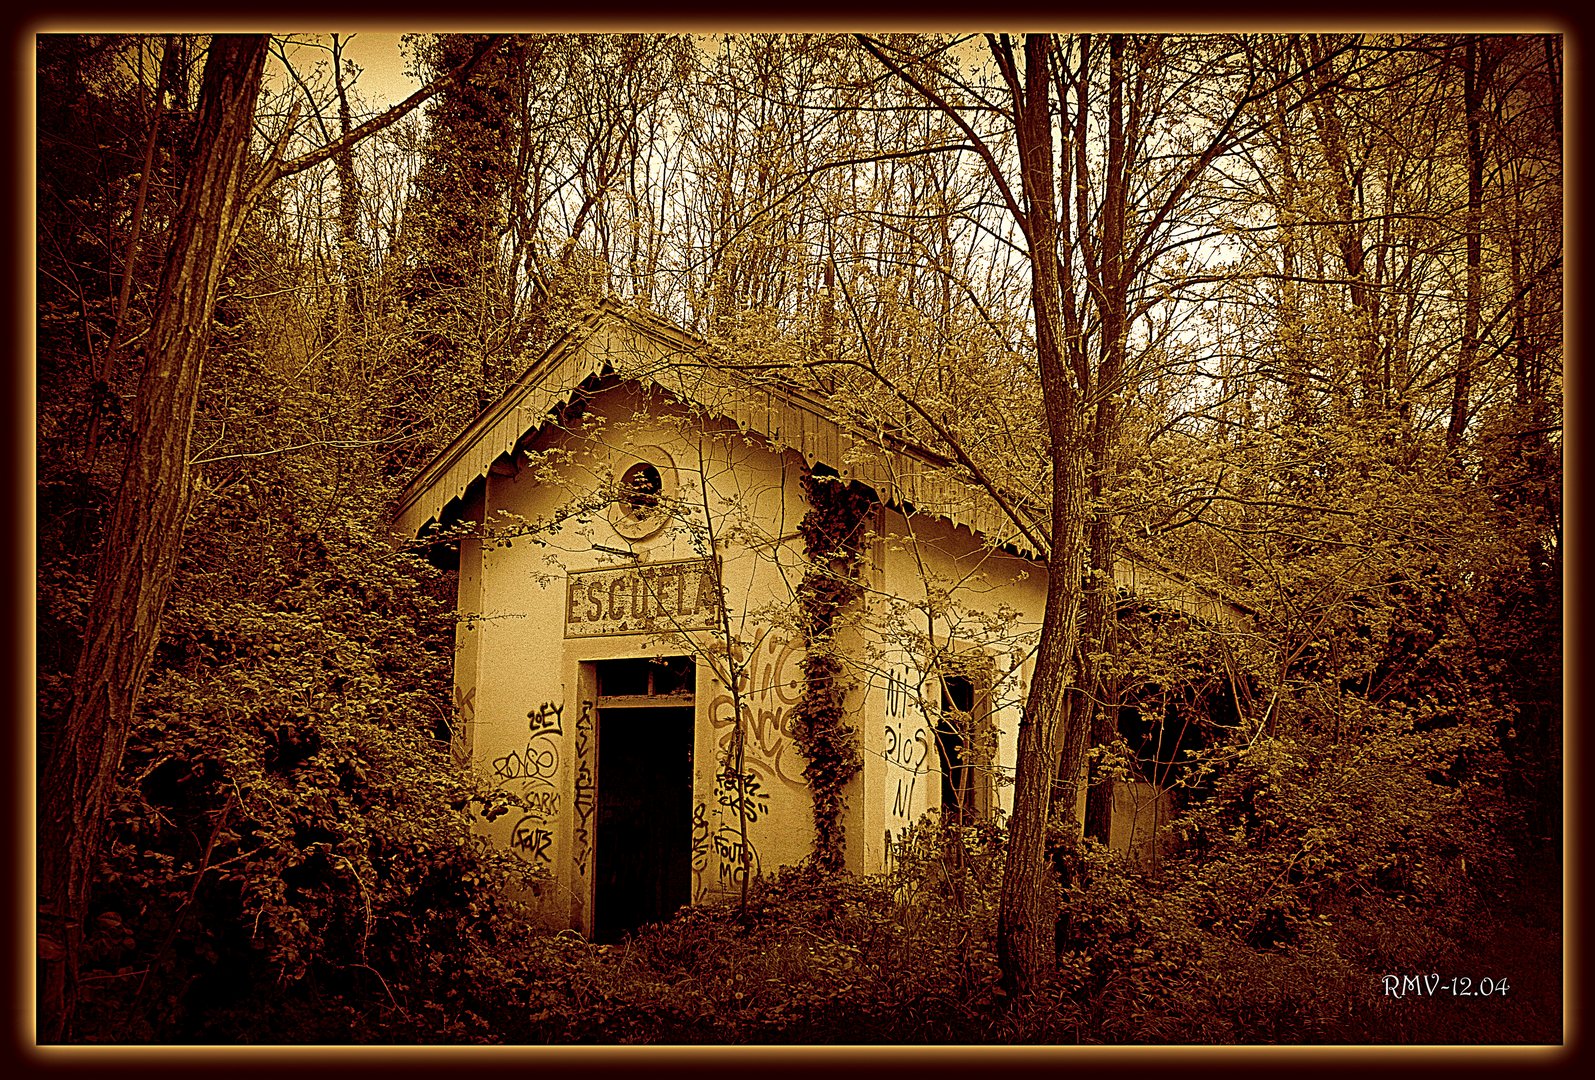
[789,470,875,872]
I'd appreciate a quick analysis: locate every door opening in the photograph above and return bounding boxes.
[592,657,695,943]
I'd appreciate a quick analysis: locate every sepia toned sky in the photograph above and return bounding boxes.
[333,32,419,109]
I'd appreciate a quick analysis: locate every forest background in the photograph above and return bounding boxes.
[34,31,1562,1044]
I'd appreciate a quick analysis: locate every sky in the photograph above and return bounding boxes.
[333,33,420,109]
[261,32,420,113]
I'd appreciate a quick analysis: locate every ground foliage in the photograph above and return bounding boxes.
[63,796,1551,1043]
[47,434,540,1042]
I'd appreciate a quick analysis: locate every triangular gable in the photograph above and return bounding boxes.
[392,307,650,541]
[391,303,1047,558]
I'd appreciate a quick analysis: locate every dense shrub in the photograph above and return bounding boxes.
[444,710,1557,1046]
[50,456,539,1041]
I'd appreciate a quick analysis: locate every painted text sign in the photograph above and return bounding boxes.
[565,558,720,637]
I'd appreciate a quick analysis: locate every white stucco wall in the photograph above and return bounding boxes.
[858,507,1050,869]
[447,380,1145,934]
[456,383,831,932]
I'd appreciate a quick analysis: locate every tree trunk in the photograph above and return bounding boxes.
[1300,36,1382,415]
[84,36,178,470]
[37,34,270,1043]
[1270,48,1313,428]
[1448,35,1485,450]
[1000,439,1088,997]
[332,34,368,327]
[995,33,1090,1000]
[1082,36,1130,847]
[1080,498,1122,845]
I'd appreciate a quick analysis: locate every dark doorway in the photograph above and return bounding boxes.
[592,657,695,943]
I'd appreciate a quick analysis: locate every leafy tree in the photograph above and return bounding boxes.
[850,31,1297,996]
[39,37,276,1039]
[37,32,501,1040]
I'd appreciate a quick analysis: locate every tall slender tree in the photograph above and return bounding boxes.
[37,33,502,1040]
[39,37,273,1040]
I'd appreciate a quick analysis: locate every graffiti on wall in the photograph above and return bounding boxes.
[492,742,559,785]
[519,789,561,819]
[706,757,769,895]
[451,684,476,763]
[526,700,564,738]
[510,816,555,864]
[715,766,770,825]
[488,700,567,788]
[713,825,761,887]
[881,664,928,856]
[571,699,596,881]
[884,724,930,817]
[883,722,930,770]
[690,802,710,900]
[882,668,911,719]
[706,633,807,787]
[488,698,569,870]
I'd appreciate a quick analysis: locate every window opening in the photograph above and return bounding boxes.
[934,660,994,823]
[620,461,662,515]
[612,456,673,542]
[596,656,695,704]
[937,674,976,822]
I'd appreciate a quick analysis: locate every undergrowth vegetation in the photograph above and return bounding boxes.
[68,777,1557,1043]
[46,473,1559,1045]
[444,793,1557,1046]
[45,458,1558,1044]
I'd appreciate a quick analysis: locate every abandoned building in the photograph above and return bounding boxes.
[391,303,1245,942]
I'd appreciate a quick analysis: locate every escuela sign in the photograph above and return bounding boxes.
[564,557,720,638]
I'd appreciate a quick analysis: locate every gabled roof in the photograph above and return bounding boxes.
[390,302,1254,628]
[391,302,1045,556]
